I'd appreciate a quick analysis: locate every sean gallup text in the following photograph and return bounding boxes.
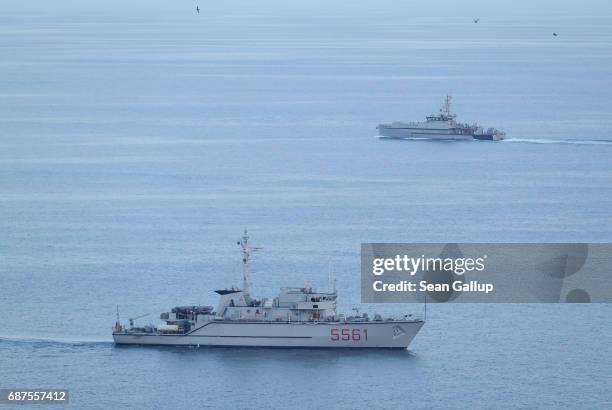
[373,280,494,294]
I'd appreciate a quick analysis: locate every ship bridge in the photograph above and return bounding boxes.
[277,287,337,312]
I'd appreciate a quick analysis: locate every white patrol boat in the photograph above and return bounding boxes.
[113,231,424,349]
[377,95,505,141]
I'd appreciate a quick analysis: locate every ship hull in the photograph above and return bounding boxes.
[377,125,473,141]
[113,320,424,349]
[473,134,504,141]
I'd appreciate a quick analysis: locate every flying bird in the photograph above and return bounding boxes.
[553,32,558,37]
[474,18,480,23]
[196,6,200,14]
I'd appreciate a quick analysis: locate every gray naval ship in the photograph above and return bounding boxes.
[377,95,505,141]
[113,231,424,349]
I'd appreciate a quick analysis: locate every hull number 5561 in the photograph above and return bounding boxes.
[330,328,368,341]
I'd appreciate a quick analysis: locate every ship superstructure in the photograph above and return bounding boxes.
[113,231,424,349]
[377,95,505,141]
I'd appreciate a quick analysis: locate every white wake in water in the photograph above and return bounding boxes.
[0,335,113,346]
[503,138,612,145]
[378,136,612,145]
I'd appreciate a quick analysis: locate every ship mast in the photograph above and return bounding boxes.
[238,229,253,296]
[442,94,453,117]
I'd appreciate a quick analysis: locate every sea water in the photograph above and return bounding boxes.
[1,4,612,409]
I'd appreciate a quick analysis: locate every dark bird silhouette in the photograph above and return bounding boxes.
[196,6,200,13]
[553,32,558,37]
[474,18,480,23]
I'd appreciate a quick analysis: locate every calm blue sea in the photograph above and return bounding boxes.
[1,5,612,409]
